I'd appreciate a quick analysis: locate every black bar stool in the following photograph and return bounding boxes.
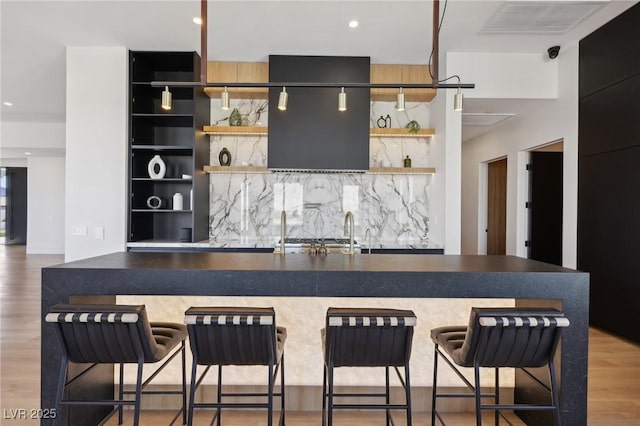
[45,303,187,426]
[430,307,570,425]
[321,307,417,426]
[184,306,286,426]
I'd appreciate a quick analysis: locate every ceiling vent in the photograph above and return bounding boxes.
[462,113,515,127]
[481,1,606,33]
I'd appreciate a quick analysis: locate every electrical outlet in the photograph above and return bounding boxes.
[71,226,87,236]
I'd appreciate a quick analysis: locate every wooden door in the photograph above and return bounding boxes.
[487,158,507,255]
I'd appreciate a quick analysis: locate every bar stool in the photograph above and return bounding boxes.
[45,303,187,426]
[184,306,286,426]
[321,307,417,426]
[430,307,570,426]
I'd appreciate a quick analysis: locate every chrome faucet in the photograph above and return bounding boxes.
[342,211,355,255]
[275,210,287,255]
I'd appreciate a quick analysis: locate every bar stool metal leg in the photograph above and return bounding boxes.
[385,366,391,426]
[494,367,499,426]
[431,344,439,426]
[405,364,413,426]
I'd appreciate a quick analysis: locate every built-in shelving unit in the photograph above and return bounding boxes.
[369,167,436,174]
[370,128,434,138]
[204,166,269,173]
[202,62,437,103]
[204,125,434,139]
[128,51,210,243]
[203,126,268,136]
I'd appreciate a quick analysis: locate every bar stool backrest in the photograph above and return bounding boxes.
[459,307,570,368]
[324,308,417,367]
[45,304,158,363]
[184,307,278,366]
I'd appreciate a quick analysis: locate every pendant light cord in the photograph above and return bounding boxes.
[428,0,460,87]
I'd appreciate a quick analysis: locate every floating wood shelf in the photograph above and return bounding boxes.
[370,128,435,138]
[203,126,268,136]
[204,166,269,173]
[369,167,436,175]
[204,87,269,99]
[204,126,434,139]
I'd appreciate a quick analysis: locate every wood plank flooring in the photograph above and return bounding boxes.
[1,245,639,425]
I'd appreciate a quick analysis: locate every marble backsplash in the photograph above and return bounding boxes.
[208,99,439,248]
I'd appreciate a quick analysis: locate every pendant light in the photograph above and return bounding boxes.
[396,87,405,111]
[338,87,347,112]
[278,87,288,111]
[161,86,172,110]
[221,86,230,110]
[453,87,463,112]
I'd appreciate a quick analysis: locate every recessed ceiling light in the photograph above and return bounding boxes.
[193,16,202,25]
[24,152,31,156]
[3,101,13,107]
[348,20,359,29]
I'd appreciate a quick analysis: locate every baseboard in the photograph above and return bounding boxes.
[124,384,514,413]
[26,246,64,254]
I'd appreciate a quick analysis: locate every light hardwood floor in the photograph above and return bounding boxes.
[1,245,639,425]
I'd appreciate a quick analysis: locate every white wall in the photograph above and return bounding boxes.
[26,156,65,253]
[460,45,579,268]
[430,54,463,254]
[65,47,128,262]
[0,158,27,167]
[1,121,66,150]
[448,52,558,100]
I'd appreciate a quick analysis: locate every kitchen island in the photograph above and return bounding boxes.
[41,252,588,425]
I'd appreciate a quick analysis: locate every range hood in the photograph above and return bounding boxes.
[268,55,370,171]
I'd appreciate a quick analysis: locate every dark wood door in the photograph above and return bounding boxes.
[487,158,507,255]
[528,152,563,265]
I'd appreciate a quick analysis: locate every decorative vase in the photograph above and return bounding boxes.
[229,108,242,126]
[377,114,391,128]
[406,120,420,134]
[146,195,163,209]
[172,193,183,211]
[219,147,231,166]
[404,155,412,168]
[147,155,166,179]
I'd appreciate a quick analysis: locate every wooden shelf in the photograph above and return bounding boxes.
[370,88,437,103]
[370,128,434,138]
[204,126,434,139]
[369,167,436,175]
[204,166,269,174]
[203,126,268,136]
[204,87,268,99]
[131,145,192,152]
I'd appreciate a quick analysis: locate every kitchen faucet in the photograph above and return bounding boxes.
[364,228,372,255]
[342,211,355,255]
[274,210,286,255]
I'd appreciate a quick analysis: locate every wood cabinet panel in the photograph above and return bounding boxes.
[370,64,402,99]
[204,61,436,102]
[206,61,267,98]
[371,64,436,102]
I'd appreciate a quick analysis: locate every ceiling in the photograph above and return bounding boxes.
[1,0,638,155]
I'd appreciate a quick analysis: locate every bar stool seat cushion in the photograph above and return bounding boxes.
[430,326,468,366]
[148,322,188,362]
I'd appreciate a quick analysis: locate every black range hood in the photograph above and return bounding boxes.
[268,55,370,172]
